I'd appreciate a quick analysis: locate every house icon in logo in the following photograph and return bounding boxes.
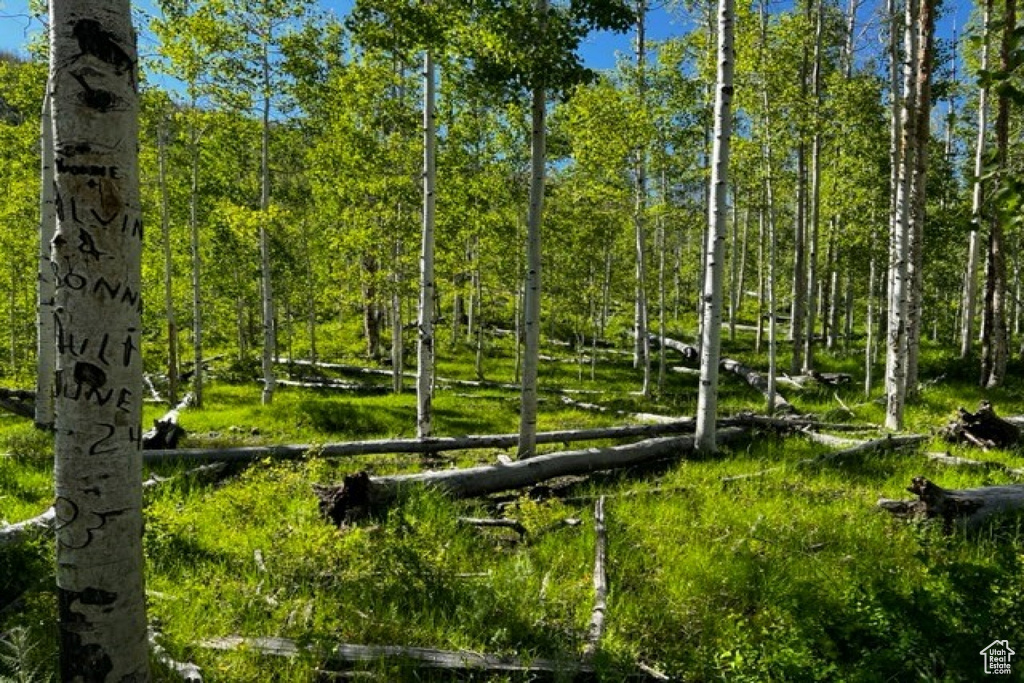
[981,640,1015,674]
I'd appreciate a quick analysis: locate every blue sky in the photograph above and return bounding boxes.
[0,0,971,74]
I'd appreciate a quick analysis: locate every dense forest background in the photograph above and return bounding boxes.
[0,0,996,397]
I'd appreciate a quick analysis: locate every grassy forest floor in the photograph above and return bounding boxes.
[3,321,1024,681]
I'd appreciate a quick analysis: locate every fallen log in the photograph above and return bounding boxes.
[201,635,593,678]
[143,392,195,450]
[142,422,701,466]
[457,517,528,538]
[0,388,34,420]
[559,396,684,424]
[582,496,608,664]
[653,335,794,413]
[315,429,747,524]
[940,402,1021,449]
[717,413,875,432]
[878,476,1024,530]
[275,378,388,393]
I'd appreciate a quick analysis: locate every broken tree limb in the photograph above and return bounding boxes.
[878,476,1024,529]
[940,402,1021,449]
[559,396,685,424]
[653,335,794,413]
[0,388,34,420]
[923,451,1024,478]
[315,429,748,524]
[142,422,702,466]
[721,434,928,484]
[201,635,593,678]
[0,508,55,546]
[457,517,528,537]
[717,413,876,432]
[582,496,607,664]
[150,630,203,682]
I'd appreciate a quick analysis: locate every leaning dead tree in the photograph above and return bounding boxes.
[879,476,1024,530]
[315,428,748,523]
[939,401,1021,449]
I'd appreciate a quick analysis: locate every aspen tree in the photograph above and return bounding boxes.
[696,0,734,452]
[50,0,149,677]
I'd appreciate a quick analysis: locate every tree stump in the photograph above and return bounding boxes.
[940,401,1021,449]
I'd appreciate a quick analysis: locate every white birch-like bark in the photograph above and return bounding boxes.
[35,88,56,430]
[695,0,734,451]
[960,0,990,358]
[50,1,149,677]
[259,37,276,405]
[885,0,918,430]
[417,49,437,437]
[633,1,651,397]
[517,0,547,459]
[865,237,876,397]
[803,0,824,373]
[760,0,778,415]
[188,123,203,407]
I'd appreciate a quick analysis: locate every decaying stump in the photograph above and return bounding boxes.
[878,476,1024,530]
[315,428,748,524]
[940,401,1021,449]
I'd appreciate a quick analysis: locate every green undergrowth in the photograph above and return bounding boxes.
[3,329,1024,681]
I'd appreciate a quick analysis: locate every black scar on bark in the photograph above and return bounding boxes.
[74,361,107,388]
[71,19,134,76]
[70,73,117,113]
[58,587,115,681]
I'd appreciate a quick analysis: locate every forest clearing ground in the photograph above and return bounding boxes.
[2,329,1024,680]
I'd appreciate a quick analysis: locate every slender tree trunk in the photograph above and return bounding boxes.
[657,164,668,393]
[392,238,403,394]
[517,0,548,459]
[803,0,824,372]
[760,0,778,415]
[885,0,918,430]
[982,0,1013,388]
[417,49,437,437]
[35,87,56,430]
[633,0,651,397]
[259,43,276,405]
[961,2,990,359]
[189,122,203,407]
[866,237,877,397]
[157,122,179,406]
[50,1,150,676]
[790,142,807,374]
[755,204,765,354]
[905,0,935,393]
[728,197,739,342]
[696,0,734,451]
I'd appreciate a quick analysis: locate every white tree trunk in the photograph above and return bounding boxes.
[885,0,918,430]
[960,0,990,359]
[417,49,437,437]
[632,2,650,397]
[188,120,203,408]
[517,1,547,459]
[803,0,824,372]
[259,46,276,405]
[35,88,56,430]
[50,1,150,677]
[696,0,734,452]
[392,238,403,394]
